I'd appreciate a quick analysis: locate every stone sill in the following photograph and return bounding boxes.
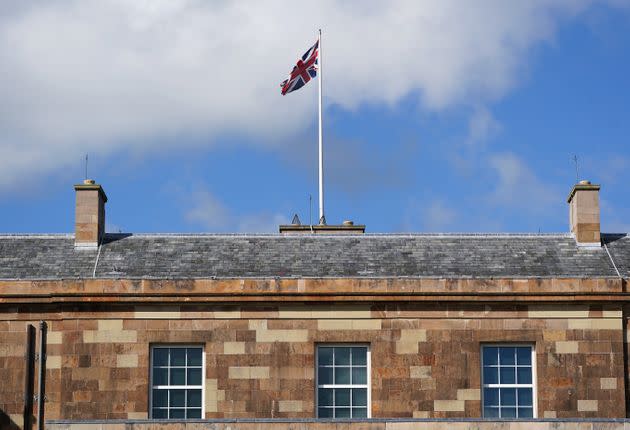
[46,418,630,429]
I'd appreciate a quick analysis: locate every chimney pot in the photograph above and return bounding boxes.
[567,181,600,247]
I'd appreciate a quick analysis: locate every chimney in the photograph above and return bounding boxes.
[74,179,107,248]
[567,180,600,247]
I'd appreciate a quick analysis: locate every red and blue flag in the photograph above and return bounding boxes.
[280,40,319,95]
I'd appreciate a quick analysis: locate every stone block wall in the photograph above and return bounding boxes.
[0,302,627,426]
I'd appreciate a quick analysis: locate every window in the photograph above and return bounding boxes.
[316,345,370,418]
[150,345,204,419]
[481,345,535,418]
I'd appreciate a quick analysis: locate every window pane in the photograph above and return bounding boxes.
[152,408,167,419]
[335,388,351,406]
[352,347,367,365]
[169,408,185,419]
[170,389,186,407]
[187,348,202,366]
[335,348,351,365]
[484,407,499,418]
[352,367,367,385]
[483,347,498,366]
[152,389,168,407]
[318,407,333,418]
[483,388,499,406]
[170,348,186,366]
[500,388,516,406]
[151,346,205,420]
[318,367,333,385]
[187,408,202,419]
[499,347,515,365]
[187,389,202,407]
[352,407,367,418]
[318,389,333,407]
[335,367,351,384]
[483,366,498,384]
[500,367,515,384]
[518,407,533,418]
[170,368,186,385]
[501,407,516,418]
[318,345,370,419]
[352,388,367,407]
[153,368,168,386]
[335,408,351,418]
[153,349,169,366]
[187,368,202,385]
[517,367,532,384]
[318,347,333,366]
[516,347,531,365]
[517,388,533,407]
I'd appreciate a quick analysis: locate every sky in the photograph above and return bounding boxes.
[1,0,629,234]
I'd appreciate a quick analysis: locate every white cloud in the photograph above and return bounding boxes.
[400,198,458,232]
[185,189,231,230]
[465,106,502,146]
[0,0,625,188]
[486,152,560,213]
[422,200,458,232]
[185,187,287,232]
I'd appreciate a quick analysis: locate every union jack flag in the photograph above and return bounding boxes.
[280,40,319,95]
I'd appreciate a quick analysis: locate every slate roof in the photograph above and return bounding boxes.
[0,233,628,280]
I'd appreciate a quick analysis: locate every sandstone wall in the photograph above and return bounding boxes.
[0,302,626,426]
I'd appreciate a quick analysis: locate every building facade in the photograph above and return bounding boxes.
[1,180,629,429]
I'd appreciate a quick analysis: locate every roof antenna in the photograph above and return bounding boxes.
[85,154,88,180]
[572,155,579,183]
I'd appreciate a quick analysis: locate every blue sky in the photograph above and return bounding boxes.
[1,1,629,234]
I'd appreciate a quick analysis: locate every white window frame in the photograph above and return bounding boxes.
[315,343,371,419]
[481,343,537,418]
[149,344,205,419]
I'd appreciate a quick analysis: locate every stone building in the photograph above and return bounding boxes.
[1,179,629,430]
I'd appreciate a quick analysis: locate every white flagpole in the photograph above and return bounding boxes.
[318,28,325,225]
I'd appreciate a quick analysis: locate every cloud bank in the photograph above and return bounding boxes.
[0,0,625,188]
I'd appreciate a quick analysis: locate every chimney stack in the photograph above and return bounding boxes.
[567,180,600,247]
[74,179,107,248]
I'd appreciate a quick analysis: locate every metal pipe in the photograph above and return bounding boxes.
[24,324,36,430]
[37,321,47,430]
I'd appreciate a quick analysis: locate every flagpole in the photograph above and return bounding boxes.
[318,28,325,225]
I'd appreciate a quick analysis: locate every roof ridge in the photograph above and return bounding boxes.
[0,233,74,238]
[0,232,626,240]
